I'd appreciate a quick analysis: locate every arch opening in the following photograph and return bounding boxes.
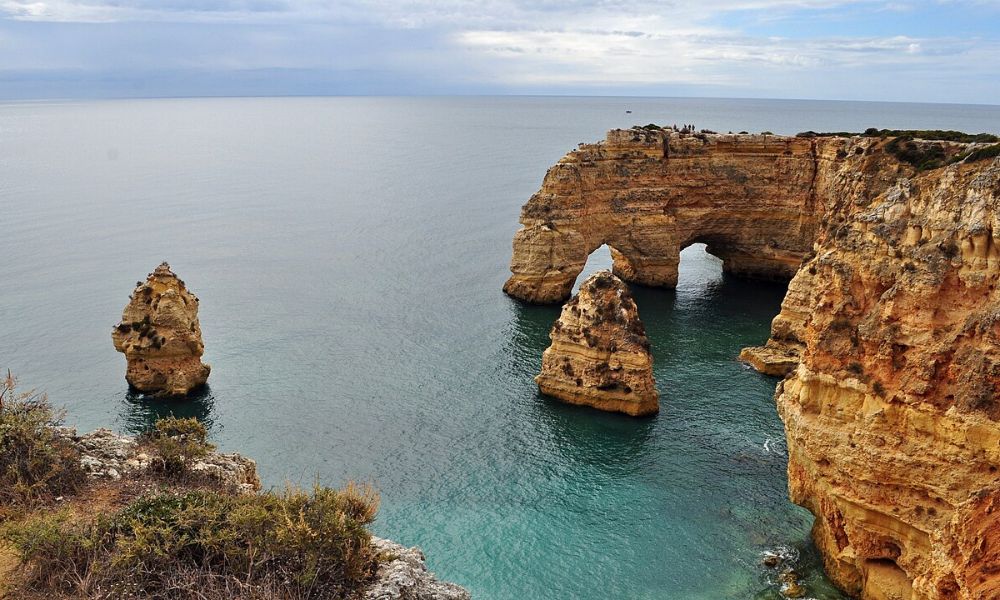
[573,244,615,293]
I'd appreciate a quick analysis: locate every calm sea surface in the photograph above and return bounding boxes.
[3,96,999,599]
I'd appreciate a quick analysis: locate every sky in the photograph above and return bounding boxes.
[0,0,998,102]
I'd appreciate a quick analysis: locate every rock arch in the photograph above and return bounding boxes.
[504,127,1000,600]
[503,129,822,304]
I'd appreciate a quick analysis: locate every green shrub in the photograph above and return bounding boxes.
[885,135,950,171]
[961,143,1000,163]
[0,373,85,510]
[797,129,999,143]
[141,416,215,477]
[5,484,380,599]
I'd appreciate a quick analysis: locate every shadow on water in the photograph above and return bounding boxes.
[505,292,659,471]
[117,385,216,436]
[535,396,657,471]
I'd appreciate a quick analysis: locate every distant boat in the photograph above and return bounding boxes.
[625,110,632,114]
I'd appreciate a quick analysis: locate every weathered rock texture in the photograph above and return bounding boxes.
[504,129,827,303]
[54,425,261,492]
[768,154,1000,600]
[508,128,1000,599]
[365,537,471,600]
[113,262,210,396]
[536,270,658,416]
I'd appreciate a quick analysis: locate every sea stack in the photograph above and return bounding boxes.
[112,262,210,396]
[536,270,658,416]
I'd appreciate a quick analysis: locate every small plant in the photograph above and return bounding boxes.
[141,416,215,476]
[0,372,85,510]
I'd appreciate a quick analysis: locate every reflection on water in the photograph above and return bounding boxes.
[118,385,216,435]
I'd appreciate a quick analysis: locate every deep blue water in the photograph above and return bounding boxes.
[3,96,999,599]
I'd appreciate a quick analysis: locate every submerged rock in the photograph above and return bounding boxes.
[535,270,658,416]
[112,262,210,396]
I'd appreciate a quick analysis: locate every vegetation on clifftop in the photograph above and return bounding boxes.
[0,373,85,512]
[7,485,379,599]
[140,415,215,476]
[1,375,383,600]
[793,128,1000,171]
[795,128,999,143]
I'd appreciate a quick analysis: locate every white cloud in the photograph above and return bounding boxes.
[0,0,997,102]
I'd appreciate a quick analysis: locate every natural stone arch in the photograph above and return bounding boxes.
[505,126,1000,600]
[503,128,820,304]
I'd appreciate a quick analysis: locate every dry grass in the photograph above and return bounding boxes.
[6,483,380,600]
[0,372,85,514]
[1,375,382,600]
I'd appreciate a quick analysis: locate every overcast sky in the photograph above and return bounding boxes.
[1,0,998,102]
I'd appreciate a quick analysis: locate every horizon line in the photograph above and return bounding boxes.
[2,92,999,109]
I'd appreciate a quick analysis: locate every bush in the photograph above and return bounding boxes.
[5,484,380,599]
[797,129,999,143]
[885,135,949,171]
[141,416,215,477]
[0,373,85,510]
[961,143,1000,163]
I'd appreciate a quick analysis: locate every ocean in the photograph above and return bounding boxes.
[3,96,998,599]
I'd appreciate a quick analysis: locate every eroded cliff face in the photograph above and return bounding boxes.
[536,270,658,416]
[503,129,831,303]
[506,128,1000,599]
[112,262,210,396]
[769,155,1000,600]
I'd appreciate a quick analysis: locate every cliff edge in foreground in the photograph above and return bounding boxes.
[0,409,469,599]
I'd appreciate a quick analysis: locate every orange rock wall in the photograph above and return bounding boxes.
[505,129,1000,599]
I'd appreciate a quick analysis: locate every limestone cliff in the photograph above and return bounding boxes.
[112,262,210,396]
[503,128,830,303]
[506,127,1000,599]
[536,270,658,416]
[768,153,1000,600]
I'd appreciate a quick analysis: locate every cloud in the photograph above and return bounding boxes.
[0,0,997,102]
[0,0,880,23]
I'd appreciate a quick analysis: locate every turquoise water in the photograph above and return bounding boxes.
[3,97,999,599]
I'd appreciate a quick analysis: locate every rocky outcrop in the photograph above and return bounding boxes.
[507,127,1000,599]
[365,538,471,600]
[503,129,831,303]
[112,262,210,396]
[56,426,260,492]
[767,155,1000,600]
[535,270,658,416]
